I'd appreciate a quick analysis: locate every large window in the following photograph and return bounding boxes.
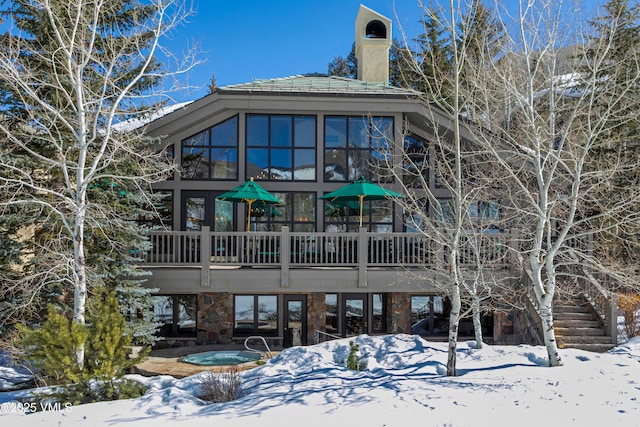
[372,293,386,332]
[403,134,429,187]
[325,294,338,333]
[234,295,278,336]
[324,197,394,232]
[151,295,197,337]
[410,295,448,337]
[468,200,501,230]
[251,192,315,232]
[246,114,316,181]
[182,116,238,180]
[182,191,234,232]
[324,116,393,182]
[410,295,493,337]
[434,198,455,224]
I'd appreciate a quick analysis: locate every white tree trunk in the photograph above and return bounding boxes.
[530,259,562,366]
[0,0,193,364]
[472,297,483,349]
[447,281,461,376]
[72,212,87,369]
[540,295,562,367]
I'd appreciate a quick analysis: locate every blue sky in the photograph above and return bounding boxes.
[167,1,426,102]
[165,0,602,103]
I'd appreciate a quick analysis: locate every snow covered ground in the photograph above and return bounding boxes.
[1,334,639,426]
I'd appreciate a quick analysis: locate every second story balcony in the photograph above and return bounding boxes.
[136,226,518,293]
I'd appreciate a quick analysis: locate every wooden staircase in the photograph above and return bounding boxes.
[553,302,616,352]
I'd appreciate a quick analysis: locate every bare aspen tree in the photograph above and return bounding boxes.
[469,0,640,366]
[388,0,509,375]
[0,0,199,368]
[392,0,639,369]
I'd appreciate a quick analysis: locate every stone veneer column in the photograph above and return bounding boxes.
[197,292,234,344]
[307,292,326,344]
[389,292,411,334]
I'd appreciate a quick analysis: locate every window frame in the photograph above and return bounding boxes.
[323,115,394,183]
[245,114,317,182]
[250,191,316,232]
[181,115,239,181]
[151,294,197,338]
[233,294,279,337]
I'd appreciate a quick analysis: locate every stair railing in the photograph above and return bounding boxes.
[314,330,342,344]
[243,336,273,358]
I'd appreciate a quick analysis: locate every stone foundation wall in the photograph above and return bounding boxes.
[192,292,512,346]
[197,292,234,344]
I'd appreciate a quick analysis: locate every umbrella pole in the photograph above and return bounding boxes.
[359,195,364,228]
[246,200,253,232]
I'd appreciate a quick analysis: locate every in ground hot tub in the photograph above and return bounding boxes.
[180,350,262,366]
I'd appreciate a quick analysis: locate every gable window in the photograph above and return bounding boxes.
[324,116,393,182]
[181,116,238,180]
[246,114,316,181]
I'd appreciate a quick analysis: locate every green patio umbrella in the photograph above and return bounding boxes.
[319,176,404,227]
[216,178,282,231]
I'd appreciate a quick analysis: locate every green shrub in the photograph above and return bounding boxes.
[17,290,149,406]
[17,305,88,384]
[345,341,367,371]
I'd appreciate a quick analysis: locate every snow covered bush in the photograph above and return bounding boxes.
[198,367,242,403]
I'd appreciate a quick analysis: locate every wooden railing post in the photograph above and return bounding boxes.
[280,226,290,288]
[608,293,619,344]
[200,226,211,288]
[358,227,368,288]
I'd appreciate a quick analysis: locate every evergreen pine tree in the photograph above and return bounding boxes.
[455,1,505,125]
[17,305,88,384]
[18,291,148,403]
[85,291,143,386]
[413,8,454,97]
[582,0,640,266]
[208,73,218,93]
[0,0,181,348]
[328,43,358,78]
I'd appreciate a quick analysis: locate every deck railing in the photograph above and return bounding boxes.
[139,226,514,269]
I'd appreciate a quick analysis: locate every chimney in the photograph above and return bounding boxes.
[355,5,392,84]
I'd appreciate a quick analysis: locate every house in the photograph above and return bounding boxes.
[140,5,617,350]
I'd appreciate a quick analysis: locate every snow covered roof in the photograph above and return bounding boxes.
[113,101,194,132]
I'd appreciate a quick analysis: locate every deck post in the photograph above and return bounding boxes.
[358,227,368,288]
[280,226,290,288]
[200,226,211,288]
[607,293,618,344]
